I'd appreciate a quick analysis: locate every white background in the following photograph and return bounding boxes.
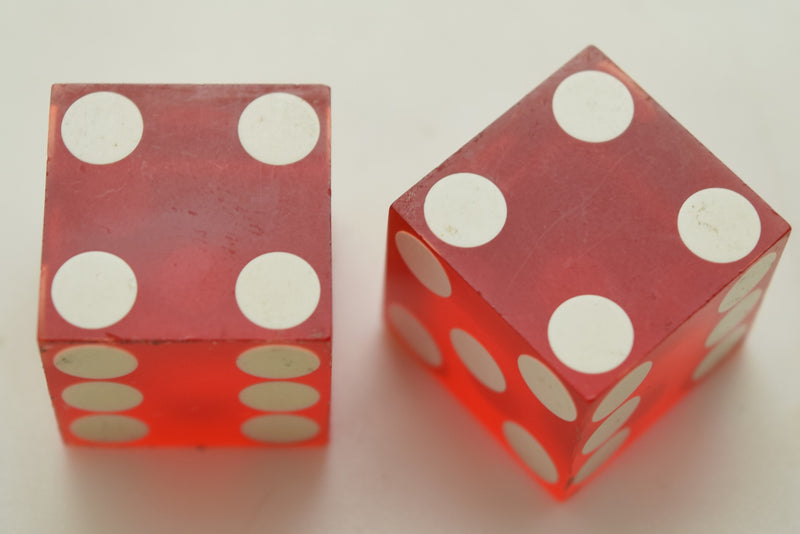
[1,1,799,532]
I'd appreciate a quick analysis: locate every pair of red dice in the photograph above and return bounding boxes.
[38,47,790,499]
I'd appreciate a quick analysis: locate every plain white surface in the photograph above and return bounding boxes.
[1,1,799,532]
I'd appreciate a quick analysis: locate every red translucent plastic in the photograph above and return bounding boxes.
[42,341,331,447]
[384,46,790,498]
[39,84,331,447]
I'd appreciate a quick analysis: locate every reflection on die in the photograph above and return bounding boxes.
[384,46,790,499]
[39,85,331,446]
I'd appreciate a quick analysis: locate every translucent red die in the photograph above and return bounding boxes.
[384,46,790,498]
[39,84,331,446]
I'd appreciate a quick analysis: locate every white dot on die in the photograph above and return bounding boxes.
[450,328,506,393]
[70,414,148,443]
[53,345,138,379]
[61,91,143,165]
[395,231,452,297]
[387,304,442,367]
[583,396,639,454]
[593,361,651,422]
[239,382,320,412]
[694,324,748,381]
[241,414,320,443]
[548,295,634,374]
[237,345,321,379]
[574,427,630,484]
[235,252,321,330]
[706,289,761,347]
[423,173,507,248]
[62,382,143,412]
[51,251,138,330]
[552,70,634,143]
[517,355,576,421]
[238,92,321,165]
[503,420,559,484]
[677,188,761,264]
[719,253,776,313]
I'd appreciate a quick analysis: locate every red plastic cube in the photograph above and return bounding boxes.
[384,46,790,498]
[39,84,331,446]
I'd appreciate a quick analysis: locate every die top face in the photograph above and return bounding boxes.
[392,46,790,399]
[40,84,331,343]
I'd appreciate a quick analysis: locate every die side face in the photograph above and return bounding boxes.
[42,340,331,446]
[39,84,331,446]
[384,46,790,498]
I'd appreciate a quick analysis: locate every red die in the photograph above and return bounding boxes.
[39,84,331,447]
[384,46,790,499]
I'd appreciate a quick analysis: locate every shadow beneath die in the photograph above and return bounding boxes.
[61,445,328,534]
